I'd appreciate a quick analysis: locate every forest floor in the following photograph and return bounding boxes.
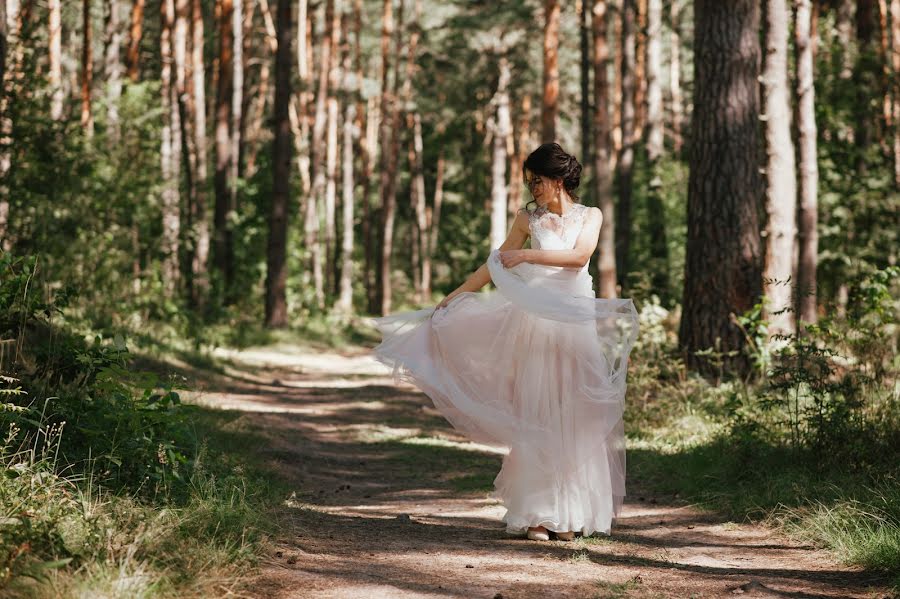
[169,342,893,599]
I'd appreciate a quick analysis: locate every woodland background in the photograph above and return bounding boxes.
[0,0,899,596]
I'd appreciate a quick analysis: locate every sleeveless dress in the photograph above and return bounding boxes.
[370,202,639,536]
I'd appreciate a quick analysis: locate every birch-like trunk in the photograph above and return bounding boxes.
[49,0,63,120]
[762,0,798,337]
[796,0,818,326]
[490,57,511,252]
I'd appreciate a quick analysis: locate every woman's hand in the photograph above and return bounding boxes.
[433,291,461,315]
[498,249,531,269]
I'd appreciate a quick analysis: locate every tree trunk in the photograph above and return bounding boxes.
[190,0,210,305]
[615,0,636,288]
[542,0,560,142]
[336,40,356,315]
[161,0,181,297]
[81,0,94,136]
[104,0,123,142]
[633,0,647,140]
[593,0,616,299]
[762,0,797,337]
[490,57,512,251]
[428,147,445,283]
[127,0,145,81]
[375,0,395,314]
[325,0,340,298]
[645,0,668,297]
[265,0,292,327]
[407,0,427,303]
[580,0,591,170]
[890,0,900,186]
[668,0,683,152]
[508,94,530,225]
[49,0,62,120]
[679,0,763,377]
[795,0,819,327]
[308,0,333,310]
[213,0,235,297]
[230,0,242,204]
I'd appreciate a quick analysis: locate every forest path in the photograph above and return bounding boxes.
[176,343,890,599]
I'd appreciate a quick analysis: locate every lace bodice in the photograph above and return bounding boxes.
[528,202,590,253]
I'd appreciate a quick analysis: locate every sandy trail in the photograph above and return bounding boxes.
[174,344,890,599]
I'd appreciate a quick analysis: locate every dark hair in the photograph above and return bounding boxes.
[520,142,583,214]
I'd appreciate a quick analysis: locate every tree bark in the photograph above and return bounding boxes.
[490,57,512,252]
[891,0,900,186]
[668,0,683,152]
[265,0,292,327]
[679,0,763,377]
[336,18,356,315]
[375,0,396,314]
[406,0,428,303]
[580,0,591,169]
[82,0,94,136]
[542,0,560,142]
[615,0,636,288]
[795,0,819,327]
[104,0,123,141]
[633,0,647,140]
[213,0,235,297]
[645,0,668,296]
[593,0,617,299]
[325,0,341,298]
[190,0,210,305]
[161,0,181,297]
[49,0,62,120]
[127,0,145,81]
[762,0,798,337]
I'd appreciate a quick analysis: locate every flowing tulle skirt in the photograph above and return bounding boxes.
[371,249,638,536]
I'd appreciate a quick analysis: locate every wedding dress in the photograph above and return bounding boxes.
[371,202,639,537]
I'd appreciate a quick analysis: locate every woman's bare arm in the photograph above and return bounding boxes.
[516,207,602,269]
[435,210,531,309]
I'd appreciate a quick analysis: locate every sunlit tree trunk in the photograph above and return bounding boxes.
[679,0,763,376]
[337,13,356,315]
[795,0,819,327]
[890,0,900,186]
[213,0,235,297]
[645,0,668,296]
[82,0,94,137]
[405,0,427,302]
[427,146,445,292]
[616,0,636,288]
[542,0,559,142]
[325,0,341,298]
[49,0,62,120]
[0,1,12,250]
[508,94,530,224]
[308,0,333,309]
[633,0,647,140]
[668,0,683,152]
[593,0,616,299]
[103,0,123,142]
[762,0,797,337]
[127,0,144,81]
[190,0,209,305]
[489,57,511,252]
[375,0,398,314]
[161,0,181,297]
[265,0,292,327]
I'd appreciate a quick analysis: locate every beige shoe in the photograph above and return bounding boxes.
[554,531,575,541]
[526,526,550,541]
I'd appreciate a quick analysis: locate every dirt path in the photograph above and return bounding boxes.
[176,344,891,599]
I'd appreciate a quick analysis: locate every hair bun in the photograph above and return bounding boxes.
[563,156,582,191]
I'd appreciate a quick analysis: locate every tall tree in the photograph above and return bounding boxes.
[325,0,341,298]
[161,0,181,296]
[49,0,62,120]
[645,0,668,296]
[890,0,900,186]
[213,0,235,297]
[489,56,512,251]
[82,0,94,136]
[265,0,292,327]
[579,0,591,167]
[615,0,636,287]
[104,0,123,142]
[406,0,428,303]
[337,7,356,315]
[668,0,684,152]
[795,0,819,326]
[593,0,617,299]
[542,0,559,142]
[190,0,210,305]
[763,0,798,337]
[679,0,763,376]
[127,0,145,81]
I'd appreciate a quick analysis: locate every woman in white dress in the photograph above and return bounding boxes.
[372,143,638,542]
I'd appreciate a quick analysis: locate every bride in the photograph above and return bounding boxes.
[372,142,638,542]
